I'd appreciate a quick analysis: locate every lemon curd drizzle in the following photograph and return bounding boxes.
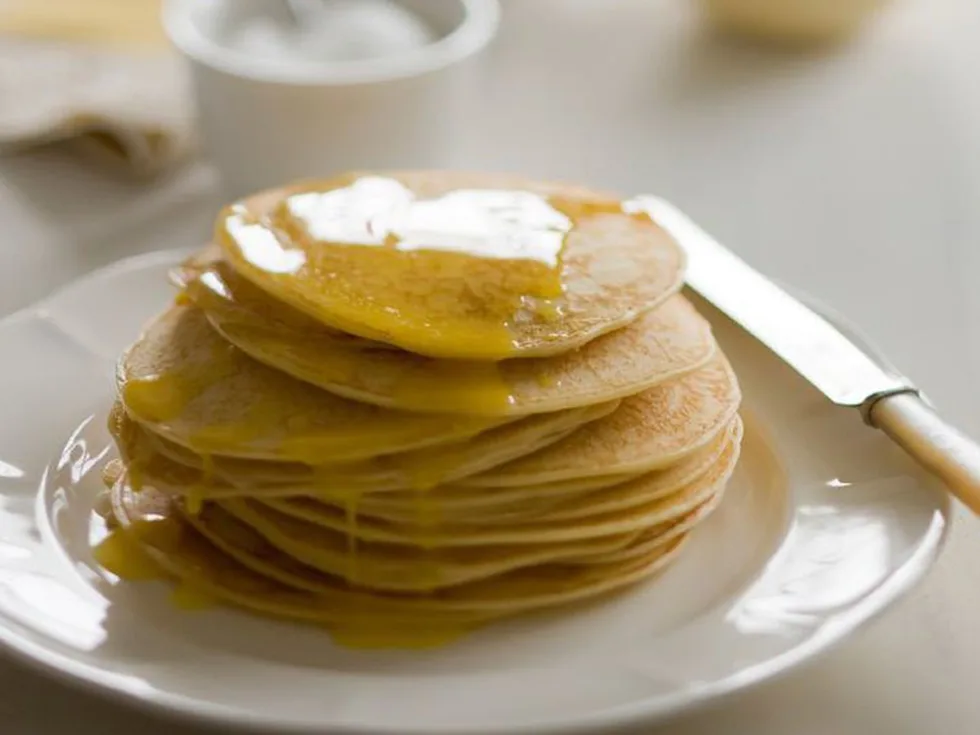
[188,261,519,413]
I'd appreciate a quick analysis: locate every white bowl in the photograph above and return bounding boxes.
[163,0,500,198]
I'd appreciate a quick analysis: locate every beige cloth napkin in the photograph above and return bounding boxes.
[0,0,195,177]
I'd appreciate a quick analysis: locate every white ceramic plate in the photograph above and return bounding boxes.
[0,250,950,734]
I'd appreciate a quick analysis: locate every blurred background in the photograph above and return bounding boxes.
[2,1,980,733]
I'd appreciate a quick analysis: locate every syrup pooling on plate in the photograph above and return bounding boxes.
[215,174,672,360]
[93,523,166,581]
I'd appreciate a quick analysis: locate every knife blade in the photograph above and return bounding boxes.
[627,196,980,514]
[626,196,911,408]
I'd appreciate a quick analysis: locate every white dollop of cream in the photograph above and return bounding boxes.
[207,0,437,65]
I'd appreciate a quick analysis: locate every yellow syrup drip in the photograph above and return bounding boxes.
[411,492,442,583]
[94,522,217,611]
[184,453,214,515]
[343,489,361,585]
[94,480,507,649]
[120,316,241,436]
[121,373,189,423]
[185,490,204,515]
[184,390,279,456]
[188,258,519,414]
[93,527,164,581]
[385,360,514,414]
[170,582,218,610]
[127,462,145,492]
[405,453,459,492]
[214,175,586,359]
[186,422,260,452]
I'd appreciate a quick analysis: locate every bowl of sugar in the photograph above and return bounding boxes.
[164,0,499,197]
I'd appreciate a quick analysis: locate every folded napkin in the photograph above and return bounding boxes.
[0,0,195,177]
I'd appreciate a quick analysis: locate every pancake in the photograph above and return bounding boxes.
[111,399,619,496]
[182,501,650,592]
[508,417,741,524]
[462,353,741,487]
[213,171,686,360]
[169,242,220,289]
[255,433,739,548]
[469,471,645,500]
[219,489,710,591]
[582,491,723,565]
[181,250,715,416]
[349,417,740,526]
[106,480,688,634]
[117,305,508,463]
[187,495,703,592]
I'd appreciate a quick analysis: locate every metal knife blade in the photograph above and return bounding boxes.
[626,196,913,409]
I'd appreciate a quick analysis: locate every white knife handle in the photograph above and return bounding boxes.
[869,392,980,514]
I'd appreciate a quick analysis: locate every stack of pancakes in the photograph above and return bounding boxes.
[99,172,743,647]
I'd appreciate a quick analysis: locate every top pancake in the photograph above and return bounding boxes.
[213,171,686,360]
[117,305,507,464]
[177,250,715,416]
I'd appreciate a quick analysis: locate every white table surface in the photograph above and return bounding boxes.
[2,0,980,733]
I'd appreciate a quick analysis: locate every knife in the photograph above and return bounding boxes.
[628,196,980,514]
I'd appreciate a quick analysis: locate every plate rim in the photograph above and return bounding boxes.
[0,248,953,735]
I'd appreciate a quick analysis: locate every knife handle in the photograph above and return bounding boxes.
[869,392,980,514]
